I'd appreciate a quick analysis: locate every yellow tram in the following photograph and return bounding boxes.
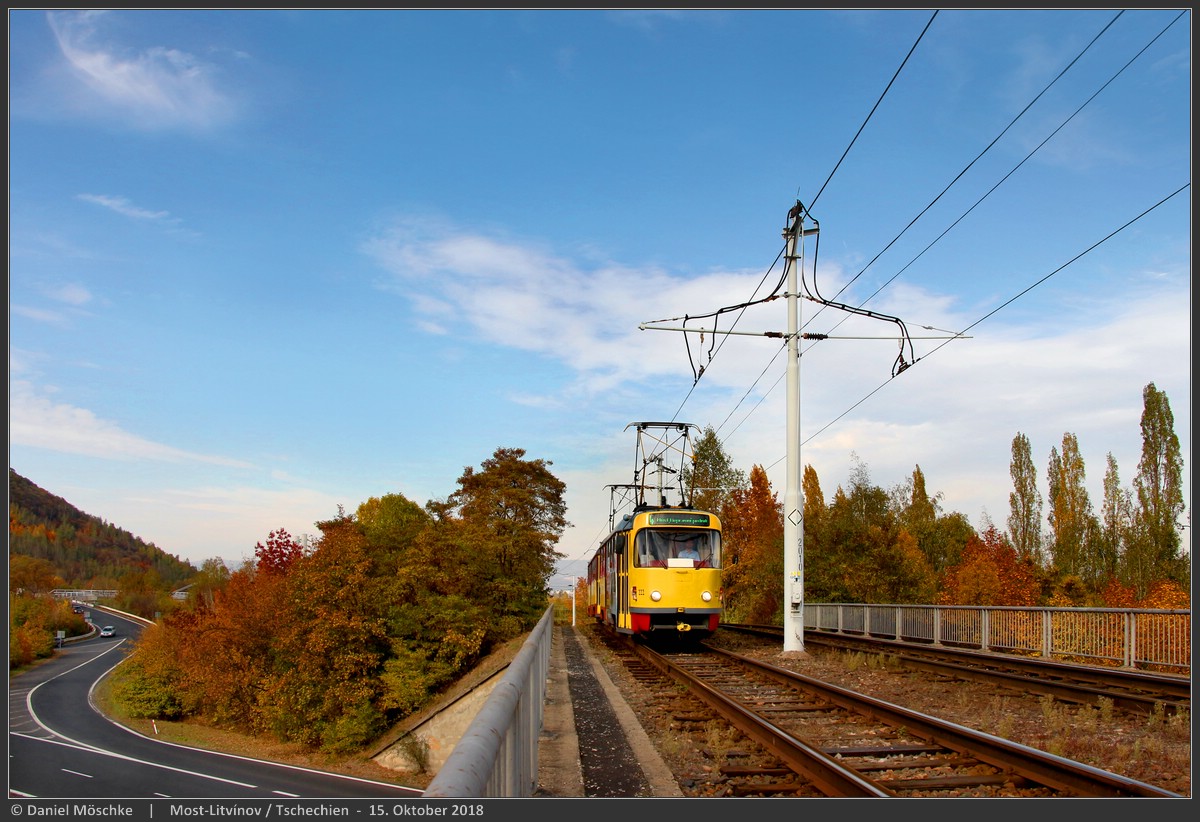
[587,422,723,640]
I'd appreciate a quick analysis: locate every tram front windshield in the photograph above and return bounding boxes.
[635,529,720,568]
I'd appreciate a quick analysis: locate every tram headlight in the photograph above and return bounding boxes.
[650,590,662,602]
[701,591,712,602]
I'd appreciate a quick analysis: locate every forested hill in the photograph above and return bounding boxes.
[9,468,197,588]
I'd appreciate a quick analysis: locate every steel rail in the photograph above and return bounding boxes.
[721,623,1190,715]
[706,644,1180,797]
[630,642,892,797]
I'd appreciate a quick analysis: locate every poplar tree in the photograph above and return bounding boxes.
[801,464,827,564]
[801,464,838,602]
[1099,453,1128,583]
[1047,433,1095,580]
[895,465,944,570]
[1131,382,1186,589]
[1007,432,1043,563]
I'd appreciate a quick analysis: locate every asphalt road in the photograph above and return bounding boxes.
[9,609,424,802]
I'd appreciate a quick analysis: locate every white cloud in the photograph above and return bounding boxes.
[47,283,93,306]
[77,193,171,222]
[11,305,72,327]
[10,380,253,468]
[12,283,96,328]
[363,219,1187,522]
[44,10,237,131]
[363,216,778,392]
[75,193,199,239]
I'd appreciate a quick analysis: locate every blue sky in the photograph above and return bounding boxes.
[9,9,1191,588]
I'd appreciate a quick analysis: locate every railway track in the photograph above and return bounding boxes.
[599,632,1180,798]
[721,623,1190,717]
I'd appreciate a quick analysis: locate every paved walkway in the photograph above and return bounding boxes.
[535,625,682,798]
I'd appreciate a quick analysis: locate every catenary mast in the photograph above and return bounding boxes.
[782,201,813,654]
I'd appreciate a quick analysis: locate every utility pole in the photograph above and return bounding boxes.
[782,201,811,655]
[639,200,956,653]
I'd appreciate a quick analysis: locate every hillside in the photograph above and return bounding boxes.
[9,468,197,588]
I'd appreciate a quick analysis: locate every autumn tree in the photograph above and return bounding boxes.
[380,500,493,712]
[926,512,976,580]
[720,465,784,623]
[187,557,231,610]
[939,525,1038,606]
[260,513,391,751]
[445,447,569,635]
[99,444,572,754]
[1098,453,1129,587]
[1047,433,1097,582]
[1139,578,1190,610]
[893,465,935,535]
[808,489,856,602]
[1099,576,1138,608]
[109,621,187,719]
[9,554,64,594]
[255,528,306,576]
[1007,432,1043,563]
[893,464,965,575]
[10,591,85,668]
[1130,382,1186,591]
[820,456,898,602]
[357,493,429,557]
[115,566,172,619]
[868,527,938,604]
[686,425,746,514]
[800,464,833,600]
[166,562,285,729]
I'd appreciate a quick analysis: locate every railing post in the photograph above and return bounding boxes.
[1041,609,1051,658]
[1125,610,1135,670]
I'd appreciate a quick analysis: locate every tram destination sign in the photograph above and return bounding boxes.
[647,512,711,527]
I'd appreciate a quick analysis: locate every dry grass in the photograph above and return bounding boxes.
[704,636,1190,796]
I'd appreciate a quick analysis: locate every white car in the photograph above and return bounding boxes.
[100,626,115,638]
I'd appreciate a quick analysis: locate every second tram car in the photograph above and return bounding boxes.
[586,422,723,640]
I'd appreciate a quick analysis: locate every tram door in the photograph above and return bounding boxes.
[615,531,630,632]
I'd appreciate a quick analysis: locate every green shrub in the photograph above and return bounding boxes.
[108,659,185,719]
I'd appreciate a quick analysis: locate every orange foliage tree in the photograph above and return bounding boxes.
[1099,576,1138,608]
[938,525,1039,606]
[1140,578,1190,609]
[720,465,784,623]
[257,514,391,751]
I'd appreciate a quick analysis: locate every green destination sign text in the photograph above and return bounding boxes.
[647,512,711,527]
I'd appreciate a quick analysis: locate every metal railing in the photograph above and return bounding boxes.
[805,603,1190,674]
[422,607,554,797]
